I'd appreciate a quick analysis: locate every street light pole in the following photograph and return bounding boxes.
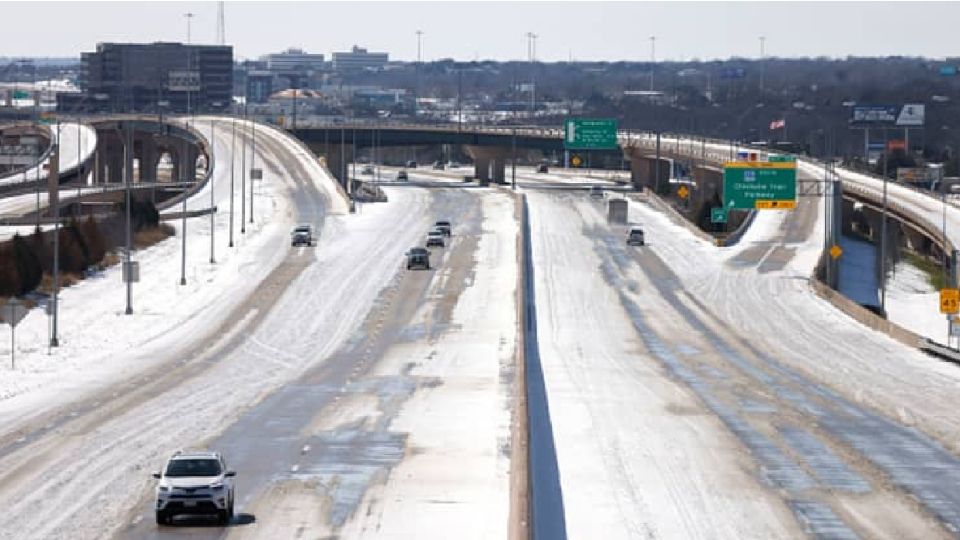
[759,36,766,94]
[180,135,188,286]
[209,118,216,263]
[250,116,256,224]
[649,36,656,91]
[240,105,247,234]
[880,128,888,313]
[415,30,423,120]
[50,122,61,347]
[124,121,134,314]
[229,118,236,247]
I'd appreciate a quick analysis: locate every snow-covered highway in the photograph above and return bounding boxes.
[2,119,960,539]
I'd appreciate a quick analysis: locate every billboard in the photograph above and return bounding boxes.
[850,104,925,127]
[897,167,942,185]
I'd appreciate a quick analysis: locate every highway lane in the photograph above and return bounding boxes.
[0,121,97,185]
[0,119,363,539]
[114,184,518,539]
[528,189,960,538]
[560,183,960,537]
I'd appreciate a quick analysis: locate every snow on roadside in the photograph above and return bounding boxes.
[0,119,295,432]
[887,259,946,343]
[627,191,960,453]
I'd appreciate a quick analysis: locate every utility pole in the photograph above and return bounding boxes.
[649,36,656,91]
[511,126,517,190]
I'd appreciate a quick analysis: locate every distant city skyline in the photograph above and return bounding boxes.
[0,1,957,62]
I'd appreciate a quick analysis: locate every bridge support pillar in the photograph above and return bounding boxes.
[474,156,491,184]
[464,145,509,186]
[139,138,159,183]
[492,157,507,184]
[623,147,670,192]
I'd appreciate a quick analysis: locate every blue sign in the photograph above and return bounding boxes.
[940,66,957,76]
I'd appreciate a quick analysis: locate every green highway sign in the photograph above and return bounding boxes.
[723,161,797,210]
[711,207,728,223]
[563,118,618,150]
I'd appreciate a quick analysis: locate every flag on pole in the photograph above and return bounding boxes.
[769,119,786,130]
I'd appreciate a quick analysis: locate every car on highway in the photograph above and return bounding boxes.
[397,170,408,181]
[435,220,452,237]
[405,160,418,168]
[626,227,645,246]
[153,451,236,526]
[433,161,445,170]
[537,163,549,173]
[406,247,430,270]
[590,185,604,199]
[426,229,445,248]
[361,164,375,175]
[291,224,314,246]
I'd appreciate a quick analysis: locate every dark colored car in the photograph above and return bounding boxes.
[435,220,452,237]
[407,247,430,270]
[433,161,445,170]
[291,225,313,246]
[406,160,418,168]
[397,170,408,181]
[537,164,549,173]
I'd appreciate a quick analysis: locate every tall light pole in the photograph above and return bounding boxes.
[759,36,766,94]
[209,118,216,263]
[240,105,247,234]
[184,12,194,44]
[649,36,656,91]
[526,32,538,118]
[249,117,256,224]
[415,30,423,120]
[229,118,235,247]
[49,122,61,347]
[880,128,889,312]
[123,121,134,314]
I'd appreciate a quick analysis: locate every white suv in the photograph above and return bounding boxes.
[153,451,236,526]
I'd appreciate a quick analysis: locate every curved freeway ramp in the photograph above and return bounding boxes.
[0,121,97,187]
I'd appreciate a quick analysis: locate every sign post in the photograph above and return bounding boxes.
[723,160,797,210]
[2,299,28,369]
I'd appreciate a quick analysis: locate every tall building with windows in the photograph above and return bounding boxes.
[265,48,326,73]
[59,42,233,113]
[332,46,389,72]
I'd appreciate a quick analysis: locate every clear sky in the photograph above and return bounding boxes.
[1,1,957,62]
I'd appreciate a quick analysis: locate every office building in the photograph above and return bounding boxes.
[265,48,326,73]
[332,46,389,72]
[60,42,233,113]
